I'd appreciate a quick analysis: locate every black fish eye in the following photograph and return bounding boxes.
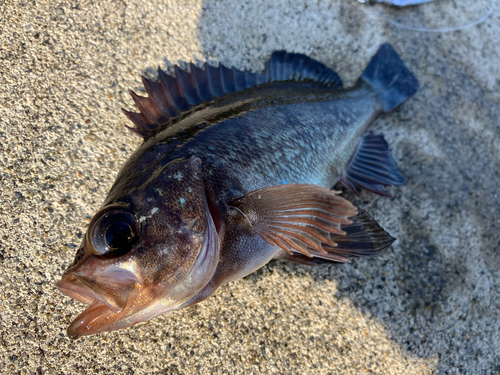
[105,221,133,249]
[88,205,140,256]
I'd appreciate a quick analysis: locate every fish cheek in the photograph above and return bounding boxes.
[119,156,214,295]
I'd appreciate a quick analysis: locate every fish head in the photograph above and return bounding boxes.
[57,156,219,338]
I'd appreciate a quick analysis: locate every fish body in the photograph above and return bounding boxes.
[57,44,419,338]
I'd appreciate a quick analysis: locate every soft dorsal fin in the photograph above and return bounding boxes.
[123,51,343,140]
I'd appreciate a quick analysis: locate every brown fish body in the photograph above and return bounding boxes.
[57,44,418,338]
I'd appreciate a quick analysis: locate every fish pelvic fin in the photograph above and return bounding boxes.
[340,133,405,197]
[124,52,342,140]
[361,43,419,112]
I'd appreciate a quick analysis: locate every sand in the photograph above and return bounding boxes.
[1,0,499,373]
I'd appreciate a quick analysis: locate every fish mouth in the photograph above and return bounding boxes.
[57,205,220,339]
[56,270,138,313]
[56,272,141,339]
[56,274,97,306]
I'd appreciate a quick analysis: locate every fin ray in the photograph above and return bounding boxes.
[341,133,405,197]
[124,51,342,140]
[228,184,356,258]
[281,209,395,263]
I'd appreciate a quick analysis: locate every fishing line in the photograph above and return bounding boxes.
[377,0,495,32]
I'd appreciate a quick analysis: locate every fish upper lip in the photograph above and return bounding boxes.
[56,274,97,306]
[56,272,133,313]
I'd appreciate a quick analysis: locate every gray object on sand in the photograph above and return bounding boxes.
[358,0,435,6]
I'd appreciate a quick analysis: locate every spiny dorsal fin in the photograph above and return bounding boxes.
[123,51,343,140]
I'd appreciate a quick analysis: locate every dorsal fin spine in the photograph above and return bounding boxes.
[233,68,246,91]
[141,77,164,118]
[125,51,343,139]
[282,53,293,80]
[175,66,202,106]
[147,73,179,117]
[158,69,189,112]
[221,65,236,94]
[206,64,224,98]
[245,71,257,88]
[190,63,213,102]
[122,109,152,133]
[129,90,156,124]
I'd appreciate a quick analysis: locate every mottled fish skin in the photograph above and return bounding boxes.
[117,83,380,196]
[57,44,419,338]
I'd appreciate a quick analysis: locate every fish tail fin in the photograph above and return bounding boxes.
[361,43,419,112]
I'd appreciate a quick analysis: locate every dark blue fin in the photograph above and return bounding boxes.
[340,133,405,197]
[124,51,342,140]
[278,209,395,264]
[361,43,419,112]
[322,209,395,262]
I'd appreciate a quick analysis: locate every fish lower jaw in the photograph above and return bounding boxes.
[66,299,112,339]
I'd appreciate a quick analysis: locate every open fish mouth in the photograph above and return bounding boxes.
[56,269,143,339]
[56,274,97,306]
[65,299,114,339]
[56,270,138,313]
[57,203,220,338]
[56,275,142,339]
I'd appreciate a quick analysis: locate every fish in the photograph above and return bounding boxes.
[57,43,419,339]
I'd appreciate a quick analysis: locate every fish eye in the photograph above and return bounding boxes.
[88,206,140,256]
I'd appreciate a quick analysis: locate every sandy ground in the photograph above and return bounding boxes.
[1,0,500,374]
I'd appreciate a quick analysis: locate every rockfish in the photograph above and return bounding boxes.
[57,44,419,339]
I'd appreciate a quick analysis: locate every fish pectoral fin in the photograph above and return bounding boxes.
[228,184,357,258]
[340,133,405,197]
[319,209,395,262]
[276,208,395,264]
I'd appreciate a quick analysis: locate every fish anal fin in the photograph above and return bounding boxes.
[124,51,343,140]
[228,184,357,258]
[277,252,342,266]
[340,133,405,197]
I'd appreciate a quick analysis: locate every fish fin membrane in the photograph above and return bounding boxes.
[228,184,357,259]
[322,209,395,262]
[341,133,405,197]
[279,208,394,264]
[361,43,419,112]
[124,52,342,140]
